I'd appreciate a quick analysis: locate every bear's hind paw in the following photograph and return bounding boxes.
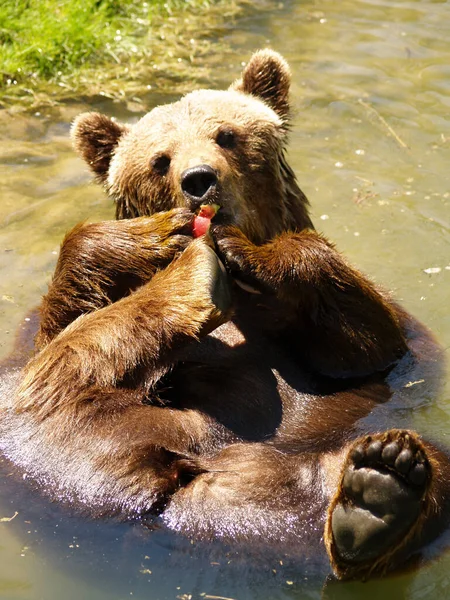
[324,429,434,580]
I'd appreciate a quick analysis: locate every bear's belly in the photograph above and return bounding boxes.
[163,319,406,451]
[161,320,342,444]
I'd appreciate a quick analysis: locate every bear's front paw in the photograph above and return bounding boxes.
[140,208,194,267]
[325,429,433,580]
[160,233,193,257]
[147,207,194,239]
[158,239,233,335]
[212,225,269,294]
[190,242,232,318]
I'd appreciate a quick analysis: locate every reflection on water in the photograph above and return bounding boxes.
[1,0,450,598]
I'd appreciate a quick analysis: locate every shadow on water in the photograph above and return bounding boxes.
[1,0,450,598]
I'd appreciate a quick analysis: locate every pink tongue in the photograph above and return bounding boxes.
[193,214,211,238]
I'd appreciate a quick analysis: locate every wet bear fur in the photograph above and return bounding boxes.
[2,50,450,581]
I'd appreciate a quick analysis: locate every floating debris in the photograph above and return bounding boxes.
[358,99,409,150]
[201,595,237,600]
[0,511,18,522]
[423,267,441,274]
[404,379,425,388]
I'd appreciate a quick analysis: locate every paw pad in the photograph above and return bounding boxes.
[348,431,429,490]
[326,429,433,578]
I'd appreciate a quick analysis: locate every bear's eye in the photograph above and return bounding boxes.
[151,154,171,176]
[216,129,237,150]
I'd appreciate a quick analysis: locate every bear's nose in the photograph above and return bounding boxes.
[181,165,218,208]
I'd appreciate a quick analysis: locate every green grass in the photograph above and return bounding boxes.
[1,0,147,80]
[0,0,243,107]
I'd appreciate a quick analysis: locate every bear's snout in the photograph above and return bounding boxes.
[181,164,218,210]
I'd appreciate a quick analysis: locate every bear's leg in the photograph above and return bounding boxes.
[15,239,231,515]
[324,429,440,579]
[37,208,194,348]
[164,442,327,540]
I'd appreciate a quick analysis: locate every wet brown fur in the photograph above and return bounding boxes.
[2,50,450,580]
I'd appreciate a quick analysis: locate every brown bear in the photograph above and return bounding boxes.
[2,49,450,582]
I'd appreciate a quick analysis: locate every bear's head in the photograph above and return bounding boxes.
[72,50,312,244]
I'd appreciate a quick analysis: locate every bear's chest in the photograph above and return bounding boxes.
[163,320,318,442]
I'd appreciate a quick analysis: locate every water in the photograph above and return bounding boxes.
[1,0,450,598]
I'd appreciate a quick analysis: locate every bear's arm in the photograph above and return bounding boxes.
[15,240,230,515]
[214,226,408,379]
[36,209,193,349]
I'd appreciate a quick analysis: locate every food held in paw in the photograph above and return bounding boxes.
[193,204,220,238]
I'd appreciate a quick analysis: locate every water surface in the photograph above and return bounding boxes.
[1,1,450,598]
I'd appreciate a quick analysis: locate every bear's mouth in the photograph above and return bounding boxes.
[208,206,234,227]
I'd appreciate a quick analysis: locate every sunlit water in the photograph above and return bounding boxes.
[1,0,450,598]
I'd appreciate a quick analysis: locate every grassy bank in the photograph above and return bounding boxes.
[0,0,250,109]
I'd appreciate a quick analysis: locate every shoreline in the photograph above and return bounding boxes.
[1,0,272,111]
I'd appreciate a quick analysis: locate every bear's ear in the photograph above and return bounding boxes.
[231,49,291,120]
[71,112,130,182]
